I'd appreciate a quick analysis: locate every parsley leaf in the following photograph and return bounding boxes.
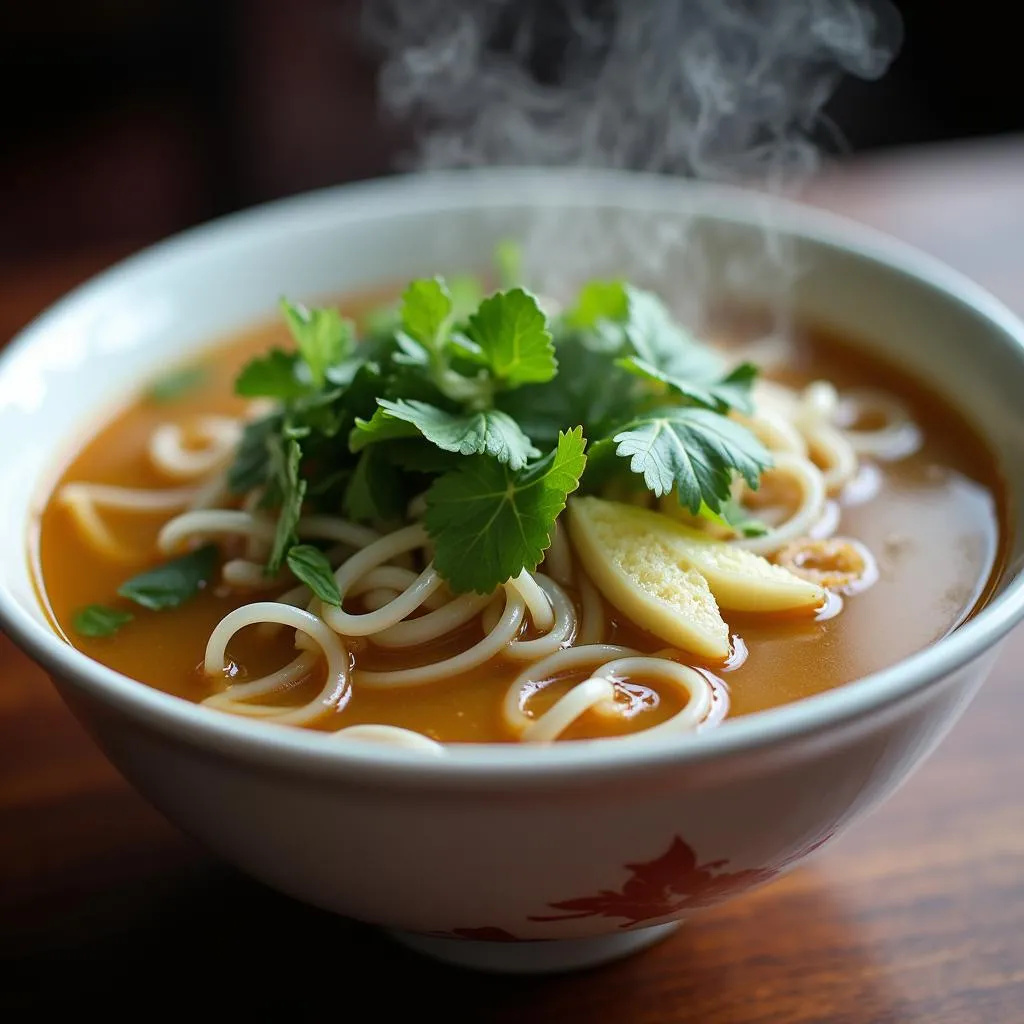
[465,289,556,387]
[355,399,539,470]
[146,365,207,404]
[617,353,756,413]
[72,604,133,637]
[612,407,769,514]
[286,545,342,606]
[266,439,306,573]
[235,349,309,399]
[117,544,219,610]
[423,427,587,593]
[497,333,641,447]
[280,299,353,388]
[401,277,453,351]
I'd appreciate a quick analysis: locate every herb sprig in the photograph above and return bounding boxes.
[227,261,770,596]
[72,251,771,637]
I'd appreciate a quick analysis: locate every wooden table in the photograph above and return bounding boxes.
[3,141,1024,1020]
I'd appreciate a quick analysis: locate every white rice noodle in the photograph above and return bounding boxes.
[504,645,713,744]
[158,509,275,555]
[148,415,242,481]
[791,382,859,494]
[202,603,351,726]
[332,724,446,755]
[731,454,828,555]
[354,587,527,689]
[221,558,291,590]
[57,482,201,561]
[835,388,923,459]
[503,575,577,661]
[360,588,403,611]
[576,571,606,646]
[521,677,616,744]
[506,569,555,631]
[585,658,714,738]
[348,566,448,612]
[205,650,319,703]
[542,520,574,588]
[802,421,859,494]
[371,590,492,649]
[736,408,808,457]
[321,525,442,637]
[503,644,636,737]
[297,515,381,550]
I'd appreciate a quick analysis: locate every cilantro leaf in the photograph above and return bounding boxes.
[349,407,421,450]
[146,365,207,404]
[401,278,453,351]
[280,299,353,387]
[235,349,309,400]
[72,604,133,637]
[612,407,769,514]
[355,399,539,470]
[617,354,756,414]
[117,545,219,610]
[496,333,641,447]
[286,545,342,606]
[465,289,556,387]
[423,427,587,593]
[266,439,307,573]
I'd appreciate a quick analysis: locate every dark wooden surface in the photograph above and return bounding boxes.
[4,142,1024,1020]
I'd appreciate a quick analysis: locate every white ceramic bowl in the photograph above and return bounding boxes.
[4,170,1024,974]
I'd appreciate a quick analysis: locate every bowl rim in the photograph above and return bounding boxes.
[3,165,1023,787]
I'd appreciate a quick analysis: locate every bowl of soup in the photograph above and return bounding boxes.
[2,169,1023,974]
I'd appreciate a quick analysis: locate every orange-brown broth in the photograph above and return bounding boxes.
[36,306,1007,743]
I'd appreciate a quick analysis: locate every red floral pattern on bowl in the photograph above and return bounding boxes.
[431,829,836,942]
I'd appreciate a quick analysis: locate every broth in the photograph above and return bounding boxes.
[35,295,1006,744]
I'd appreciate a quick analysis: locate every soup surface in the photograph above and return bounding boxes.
[35,289,1006,744]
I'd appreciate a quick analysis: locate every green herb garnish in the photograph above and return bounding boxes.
[209,258,768,597]
[424,427,587,594]
[286,545,342,606]
[72,604,133,637]
[117,544,219,610]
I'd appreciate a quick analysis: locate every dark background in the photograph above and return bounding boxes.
[2,0,1021,265]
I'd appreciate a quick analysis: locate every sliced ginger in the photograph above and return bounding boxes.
[567,496,826,660]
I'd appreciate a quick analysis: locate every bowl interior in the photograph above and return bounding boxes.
[2,169,1023,768]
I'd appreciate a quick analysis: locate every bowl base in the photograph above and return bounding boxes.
[386,920,681,973]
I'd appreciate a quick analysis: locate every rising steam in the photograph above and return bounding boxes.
[361,0,902,189]
[358,0,902,325]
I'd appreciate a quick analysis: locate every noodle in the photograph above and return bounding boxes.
[149,416,242,480]
[203,603,351,725]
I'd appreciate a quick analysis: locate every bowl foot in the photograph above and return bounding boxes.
[387,920,680,974]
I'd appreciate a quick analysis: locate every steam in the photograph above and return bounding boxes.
[362,0,900,185]
[358,0,902,322]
